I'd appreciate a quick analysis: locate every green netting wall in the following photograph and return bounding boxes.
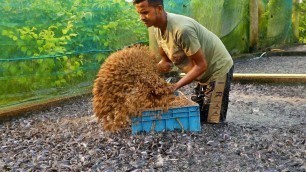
[0,0,148,109]
[259,0,296,47]
[0,0,301,110]
[151,0,299,55]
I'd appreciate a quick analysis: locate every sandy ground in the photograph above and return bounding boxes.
[0,55,305,171]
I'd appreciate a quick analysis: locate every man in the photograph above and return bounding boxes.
[133,0,234,123]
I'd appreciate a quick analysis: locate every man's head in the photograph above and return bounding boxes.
[133,0,165,28]
[133,0,163,7]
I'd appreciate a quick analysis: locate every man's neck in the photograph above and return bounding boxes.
[156,12,167,35]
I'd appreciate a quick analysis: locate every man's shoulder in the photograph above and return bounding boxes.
[167,13,196,31]
[168,12,191,21]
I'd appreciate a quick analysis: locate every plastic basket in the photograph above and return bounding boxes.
[131,105,201,135]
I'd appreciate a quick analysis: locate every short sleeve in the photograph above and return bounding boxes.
[178,27,201,56]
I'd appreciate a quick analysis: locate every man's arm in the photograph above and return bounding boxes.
[171,48,207,91]
[157,47,173,73]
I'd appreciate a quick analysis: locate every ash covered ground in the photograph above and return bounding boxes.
[1,56,305,171]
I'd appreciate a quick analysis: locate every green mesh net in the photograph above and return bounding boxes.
[150,0,299,55]
[259,0,296,47]
[0,0,148,109]
[0,0,301,110]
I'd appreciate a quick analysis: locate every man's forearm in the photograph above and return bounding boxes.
[173,64,205,90]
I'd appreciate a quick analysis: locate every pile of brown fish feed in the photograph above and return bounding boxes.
[93,46,194,132]
[169,92,197,107]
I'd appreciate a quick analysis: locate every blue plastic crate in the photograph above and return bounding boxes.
[131,105,201,134]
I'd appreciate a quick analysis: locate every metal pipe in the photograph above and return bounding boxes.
[233,73,306,83]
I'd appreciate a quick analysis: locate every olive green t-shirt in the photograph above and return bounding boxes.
[154,12,233,82]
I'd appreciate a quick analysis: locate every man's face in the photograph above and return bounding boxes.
[135,0,161,27]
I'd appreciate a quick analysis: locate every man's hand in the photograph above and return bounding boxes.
[157,47,173,73]
[166,83,179,94]
[157,60,173,73]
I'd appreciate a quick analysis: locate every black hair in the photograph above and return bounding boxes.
[133,0,163,7]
